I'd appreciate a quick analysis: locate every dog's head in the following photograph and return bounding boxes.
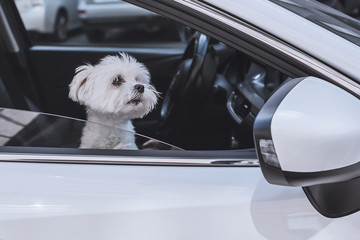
[69,53,159,119]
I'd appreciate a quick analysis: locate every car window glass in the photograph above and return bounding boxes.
[0,108,179,150]
[10,1,291,151]
[14,0,192,47]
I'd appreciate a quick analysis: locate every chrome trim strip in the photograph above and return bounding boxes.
[176,0,360,96]
[0,152,259,166]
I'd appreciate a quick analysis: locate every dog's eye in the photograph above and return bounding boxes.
[112,76,125,86]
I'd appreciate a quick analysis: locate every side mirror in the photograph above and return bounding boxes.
[254,76,360,217]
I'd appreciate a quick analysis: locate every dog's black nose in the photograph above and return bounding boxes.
[134,84,144,93]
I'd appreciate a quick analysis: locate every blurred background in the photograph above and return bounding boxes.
[14,0,360,47]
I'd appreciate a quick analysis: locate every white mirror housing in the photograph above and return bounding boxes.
[254,76,360,187]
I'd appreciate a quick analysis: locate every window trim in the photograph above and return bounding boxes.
[3,0,359,168]
[0,146,259,167]
[126,0,360,97]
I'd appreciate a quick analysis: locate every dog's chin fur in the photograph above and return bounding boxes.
[69,52,159,149]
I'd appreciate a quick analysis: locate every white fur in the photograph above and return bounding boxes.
[69,53,159,149]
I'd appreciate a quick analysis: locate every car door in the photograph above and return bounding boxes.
[0,107,341,240]
[1,108,360,239]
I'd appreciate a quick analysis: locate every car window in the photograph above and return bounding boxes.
[8,0,290,152]
[14,0,192,46]
[0,108,179,150]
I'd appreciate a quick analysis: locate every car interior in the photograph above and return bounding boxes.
[0,1,291,151]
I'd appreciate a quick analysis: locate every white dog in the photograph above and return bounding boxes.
[69,53,159,149]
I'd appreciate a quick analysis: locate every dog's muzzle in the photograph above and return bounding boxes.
[127,97,142,105]
[127,84,145,105]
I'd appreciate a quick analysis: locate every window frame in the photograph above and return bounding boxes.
[2,0,359,167]
[125,0,359,96]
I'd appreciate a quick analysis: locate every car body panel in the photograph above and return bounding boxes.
[0,161,347,240]
[77,0,176,42]
[78,0,157,22]
[15,0,47,32]
[15,0,80,34]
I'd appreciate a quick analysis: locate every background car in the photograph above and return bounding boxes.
[15,0,81,41]
[77,0,193,42]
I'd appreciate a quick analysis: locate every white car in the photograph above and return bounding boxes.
[2,0,360,239]
[15,0,81,41]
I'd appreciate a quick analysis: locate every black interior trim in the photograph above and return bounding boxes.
[0,1,42,109]
[0,50,28,109]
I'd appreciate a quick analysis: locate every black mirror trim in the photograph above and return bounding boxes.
[303,177,360,218]
[283,160,360,187]
[253,77,305,186]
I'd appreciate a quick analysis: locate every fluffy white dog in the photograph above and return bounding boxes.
[69,53,159,149]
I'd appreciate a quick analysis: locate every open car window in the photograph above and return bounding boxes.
[0,108,179,151]
[5,1,289,152]
[0,107,258,166]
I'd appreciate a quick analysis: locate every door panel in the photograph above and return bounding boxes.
[2,160,355,240]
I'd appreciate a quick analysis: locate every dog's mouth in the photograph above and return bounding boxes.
[127,97,142,105]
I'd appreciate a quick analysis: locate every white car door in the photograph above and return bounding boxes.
[0,108,360,240]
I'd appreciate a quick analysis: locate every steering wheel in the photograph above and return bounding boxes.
[160,32,217,126]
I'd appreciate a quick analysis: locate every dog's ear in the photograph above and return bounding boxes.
[69,64,92,104]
